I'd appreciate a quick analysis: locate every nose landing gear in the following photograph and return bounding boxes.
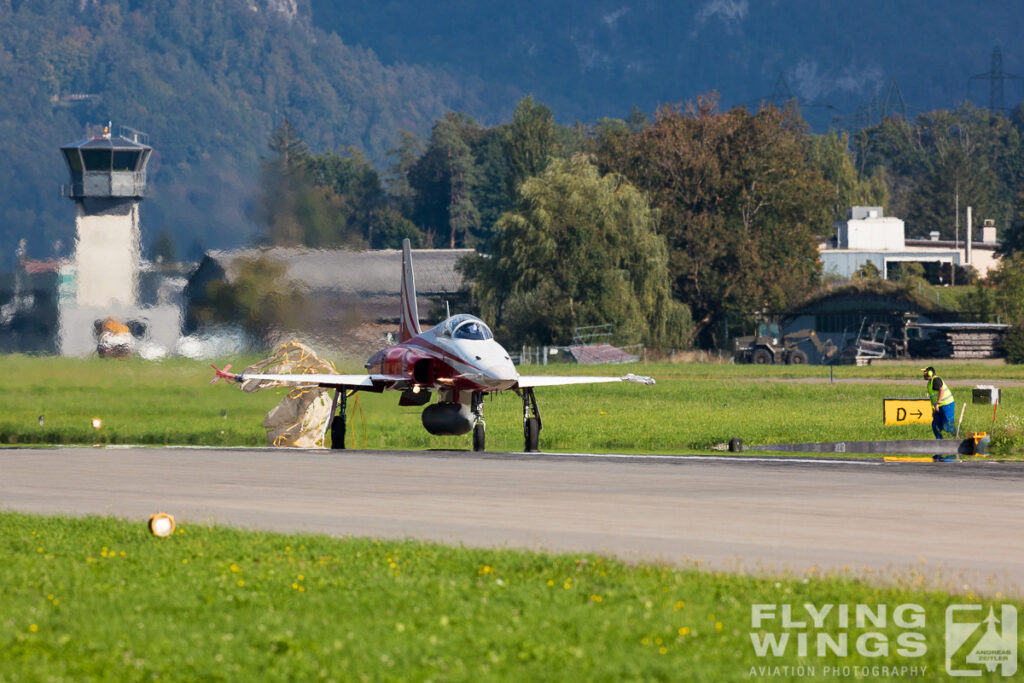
[471,391,486,452]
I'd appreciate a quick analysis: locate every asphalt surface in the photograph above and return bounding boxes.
[2,447,1022,594]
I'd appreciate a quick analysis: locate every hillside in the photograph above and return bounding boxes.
[2,0,1023,267]
[0,0,508,265]
[314,0,1024,131]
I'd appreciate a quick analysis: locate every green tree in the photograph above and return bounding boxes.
[855,106,1022,241]
[148,228,178,265]
[807,130,888,222]
[384,130,424,218]
[254,123,390,249]
[967,254,1024,363]
[462,154,691,347]
[853,260,882,280]
[604,95,830,346]
[192,254,305,347]
[408,112,482,248]
[503,95,556,197]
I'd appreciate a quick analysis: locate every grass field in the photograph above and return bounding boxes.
[1,355,1022,455]
[4,357,1023,679]
[2,512,1019,682]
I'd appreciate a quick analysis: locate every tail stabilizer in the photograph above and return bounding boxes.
[399,238,421,342]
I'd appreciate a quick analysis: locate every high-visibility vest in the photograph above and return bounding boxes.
[928,377,954,408]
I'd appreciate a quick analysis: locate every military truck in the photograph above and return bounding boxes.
[733,323,838,365]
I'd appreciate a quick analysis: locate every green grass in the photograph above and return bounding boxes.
[1,355,1023,455]
[1,512,1018,682]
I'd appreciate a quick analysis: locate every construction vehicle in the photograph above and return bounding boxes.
[840,313,925,364]
[733,323,839,365]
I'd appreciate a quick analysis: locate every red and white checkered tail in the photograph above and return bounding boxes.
[399,238,421,342]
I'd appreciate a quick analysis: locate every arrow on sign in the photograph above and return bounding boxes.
[911,410,923,419]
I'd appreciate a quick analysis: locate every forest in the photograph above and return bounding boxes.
[244,92,1024,350]
[4,1,1024,353]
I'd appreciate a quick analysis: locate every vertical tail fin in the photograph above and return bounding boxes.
[399,238,421,342]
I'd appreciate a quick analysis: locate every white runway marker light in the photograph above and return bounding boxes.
[91,417,102,430]
[148,513,175,537]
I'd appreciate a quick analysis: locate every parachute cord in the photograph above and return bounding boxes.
[347,391,367,449]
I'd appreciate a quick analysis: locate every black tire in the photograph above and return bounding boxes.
[751,348,773,365]
[787,349,808,365]
[473,423,485,452]
[330,417,346,450]
[524,417,540,452]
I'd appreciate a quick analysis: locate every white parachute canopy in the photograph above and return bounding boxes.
[240,340,337,448]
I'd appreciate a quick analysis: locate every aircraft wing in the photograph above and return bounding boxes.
[516,373,655,388]
[210,365,400,390]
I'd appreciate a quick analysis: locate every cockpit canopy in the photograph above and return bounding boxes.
[437,314,493,341]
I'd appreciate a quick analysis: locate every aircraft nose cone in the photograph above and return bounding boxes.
[477,354,518,389]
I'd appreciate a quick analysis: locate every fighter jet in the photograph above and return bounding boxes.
[211,239,654,452]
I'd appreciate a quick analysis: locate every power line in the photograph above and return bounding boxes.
[968,45,1021,112]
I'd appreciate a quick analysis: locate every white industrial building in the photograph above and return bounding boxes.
[820,206,1000,282]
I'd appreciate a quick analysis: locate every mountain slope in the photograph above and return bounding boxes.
[313,0,1024,131]
[0,0,504,263]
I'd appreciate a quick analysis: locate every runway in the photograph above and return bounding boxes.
[2,447,1022,594]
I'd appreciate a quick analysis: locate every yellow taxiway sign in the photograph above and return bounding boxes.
[883,398,932,425]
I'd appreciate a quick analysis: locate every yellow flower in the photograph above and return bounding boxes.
[230,564,240,573]
[715,621,723,632]
[29,624,38,633]
[546,579,554,587]
[659,646,668,655]
[673,601,685,611]
[478,565,493,575]
[678,627,690,636]
[590,594,603,603]
[237,580,245,587]
[292,583,299,589]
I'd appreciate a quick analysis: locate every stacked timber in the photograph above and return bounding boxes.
[925,330,1006,359]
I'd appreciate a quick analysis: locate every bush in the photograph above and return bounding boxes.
[1005,320,1024,364]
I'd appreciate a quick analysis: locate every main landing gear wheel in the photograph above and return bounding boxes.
[331,417,346,450]
[473,423,485,452]
[329,389,349,450]
[524,418,539,452]
[521,387,542,452]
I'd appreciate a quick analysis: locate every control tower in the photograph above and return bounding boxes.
[60,125,152,306]
[55,125,181,357]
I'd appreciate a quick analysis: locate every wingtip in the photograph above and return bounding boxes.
[622,373,655,386]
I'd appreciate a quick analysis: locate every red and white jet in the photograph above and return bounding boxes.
[211,239,654,452]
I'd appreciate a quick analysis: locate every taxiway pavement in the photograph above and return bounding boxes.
[2,447,1021,593]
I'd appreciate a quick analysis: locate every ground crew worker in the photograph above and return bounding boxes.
[922,366,955,439]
